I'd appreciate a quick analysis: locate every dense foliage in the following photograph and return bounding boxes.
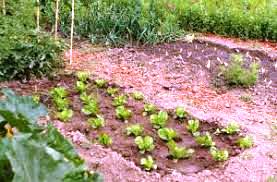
[0,89,102,182]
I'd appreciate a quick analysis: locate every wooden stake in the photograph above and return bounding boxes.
[2,0,6,15]
[54,0,60,40]
[70,0,75,65]
[36,0,40,31]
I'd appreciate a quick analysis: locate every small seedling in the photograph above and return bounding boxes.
[80,92,94,105]
[95,79,107,88]
[98,133,112,146]
[126,124,144,136]
[115,106,132,121]
[158,128,178,141]
[186,119,200,135]
[76,71,89,82]
[222,122,240,135]
[112,95,128,107]
[132,91,144,100]
[76,81,87,93]
[107,87,119,97]
[195,132,215,147]
[57,109,73,122]
[150,111,168,129]
[236,136,253,149]
[143,103,157,116]
[32,95,40,104]
[88,115,105,129]
[167,141,194,161]
[210,147,229,161]
[140,156,157,171]
[175,106,187,119]
[135,136,155,154]
[50,87,68,99]
[82,100,99,116]
[54,97,69,111]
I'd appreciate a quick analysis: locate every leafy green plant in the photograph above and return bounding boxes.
[140,156,157,171]
[167,141,194,160]
[112,95,128,107]
[143,103,157,116]
[57,109,73,122]
[158,128,178,141]
[132,91,144,100]
[195,132,215,147]
[88,115,105,129]
[32,95,40,104]
[115,106,132,121]
[95,79,107,88]
[126,124,144,137]
[220,54,259,87]
[210,147,229,161]
[236,136,253,149]
[82,100,99,116]
[107,87,119,97]
[150,111,168,129]
[53,97,70,111]
[240,94,252,103]
[76,71,89,82]
[135,136,155,154]
[50,87,68,99]
[76,81,87,93]
[186,119,200,135]
[222,122,240,135]
[175,106,187,119]
[98,133,112,146]
[80,92,94,105]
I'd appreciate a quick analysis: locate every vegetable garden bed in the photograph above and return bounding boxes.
[3,73,253,176]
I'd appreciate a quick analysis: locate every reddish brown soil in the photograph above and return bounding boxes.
[0,75,244,176]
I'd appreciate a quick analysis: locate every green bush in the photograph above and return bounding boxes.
[0,17,64,81]
[221,54,259,87]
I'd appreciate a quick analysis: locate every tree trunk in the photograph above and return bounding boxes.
[54,0,60,40]
[70,0,75,64]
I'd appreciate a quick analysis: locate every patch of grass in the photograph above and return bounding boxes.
[220,54,259,87]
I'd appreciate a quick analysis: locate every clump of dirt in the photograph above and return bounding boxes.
[2,74,246,176]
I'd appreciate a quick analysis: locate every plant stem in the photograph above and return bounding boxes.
[2,0,6,15]
[70,0,75,65]
[36,0,40,31]
[54,0,60,40]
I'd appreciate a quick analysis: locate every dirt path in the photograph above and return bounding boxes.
[60,38,277,181]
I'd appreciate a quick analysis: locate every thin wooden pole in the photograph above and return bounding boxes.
[36,0,40,31]
[54,0,60,40]
[2,0,6,15]
[69,0,75,64]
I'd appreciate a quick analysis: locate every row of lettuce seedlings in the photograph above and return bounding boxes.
[49,72,253,171]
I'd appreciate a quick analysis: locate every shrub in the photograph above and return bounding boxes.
[221,54,259,87]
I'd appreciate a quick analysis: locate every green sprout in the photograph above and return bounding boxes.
[135,136,155,154]
[76,71,89,82]
[236,136,253,149]
[76,81,87,93]
[126,124,144,137]
[32,95,40,104]
[80,92,94,105]
[115,106,132,121]
[57,109,73,122]
[175,106,187,119]
[50,87,68,99]
[195,132,215,147]
[150,111,168,129]
[140,156,157,171]
[210,147,229,161]
[95,79,107,88]
[81,100,99,116]
[88,115,105,129]
[167,141,194,160]
[98,133,112,146]
[158,128,178,141]
[143,103,157,116]
[112,95,128,107]
[221,122,240,135]
[53,97,69,111]
[132,91,144,100]
[107,87,119,97]
[186,119,200,135]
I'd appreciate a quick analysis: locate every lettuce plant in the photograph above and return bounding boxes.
[32,95,40,104]
[107,87,119,97]
[132,91,144,100]
[57,109,73,122]
[115,106,132,121]
[158,128,178,141]
[80,92,94,105]
[175,106,187,119]
[95,79,107,88]
[186,119,200,134]
[54,97,70,111]
[167,141,194,160]
[76,81,87,93]
[150,111,168,129]
[195,132,215,147]
[135,136,155,154]
[112,95,127,107]
[82,100,99,116]
[126,124,144,136]
[88,115,105,129]
[221,122,240,135]
[140,156,157,171]
[210,147,229,161]
[98,133,112,146]
[143,103,157,116]
[236,136,253,149]
[50,87,68,99]
[76,71,89,82]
